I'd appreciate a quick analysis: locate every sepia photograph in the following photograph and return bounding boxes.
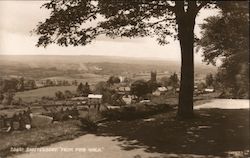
[0,1,249,158]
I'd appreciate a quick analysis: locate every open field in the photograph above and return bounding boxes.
[14,86,77,102]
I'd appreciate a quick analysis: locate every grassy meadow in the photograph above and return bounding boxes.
[14,86,77,102]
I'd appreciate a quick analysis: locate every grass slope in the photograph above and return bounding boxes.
[15,86,77,102]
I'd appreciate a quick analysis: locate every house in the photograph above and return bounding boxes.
[117,86,131,95]
[204,88,215,93]
[152,87,168,96]
[87,94,103,104]
[119,76,124,83]
[175,88,180,92]
[122,95,134,104]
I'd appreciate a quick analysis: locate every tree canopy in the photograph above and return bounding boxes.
[198,1,249,98]
[35,1,214,47]
[131,80,150,99]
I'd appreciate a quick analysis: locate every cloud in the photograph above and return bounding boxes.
[0,0,219,63]
[0,1,49,35]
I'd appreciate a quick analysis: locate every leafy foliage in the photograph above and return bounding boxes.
[55,90,65,100]
[131,80,150,98]
[94,81,114,103]
[168,73,179,88]
[107,76,120,85]
[205,73,214,87]
[35,1,214,47]
[2,90,15,105]
[77,82,91,96]
[198,1,249,98]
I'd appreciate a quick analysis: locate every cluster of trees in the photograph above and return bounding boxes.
[94,81,115,104]
[0,90,15,105]
[55,90,74,100]
[131,79,160,99]
[76,82,91,97]
[0,78,36,93]
[43,79,71,87]
[198,1,249,99]
[161,73,180,89]
[107,76,121,85]
[0,78,25,106]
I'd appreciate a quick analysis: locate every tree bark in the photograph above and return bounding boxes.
[176,11,196,118]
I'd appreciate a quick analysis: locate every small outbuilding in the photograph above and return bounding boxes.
[153,87,168,96]
[87,94,103,104]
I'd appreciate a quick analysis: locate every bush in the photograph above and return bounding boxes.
[80,118,98,131]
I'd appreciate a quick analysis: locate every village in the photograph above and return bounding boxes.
[0,70,216,133]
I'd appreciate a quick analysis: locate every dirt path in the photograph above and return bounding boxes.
[195,99,249,109]
[10,134,164,158]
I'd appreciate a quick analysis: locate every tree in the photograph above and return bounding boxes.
[55,91,65,100]
[198,1,249,98]
[35,1,219,118]
[168,73,179,89]
[16,77,24,91]
[205,74,214,87]
[147,80,159,93]
[94,81,114,103]
[25,80,36,90]
[197,82,206,92]
[72,80,78,86]
[45,79,53,86]
[82,82,91,96]
[107,76,121,85]
[76,82,84,95]
[2,90,15,106]
[1,79,19,92]
[131,80,149,99]
[160,76,170,87]
[77,82,91,96]
[64,90,73,99]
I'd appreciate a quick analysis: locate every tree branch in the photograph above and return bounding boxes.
[197,1,209,11]
[147,18,174,27]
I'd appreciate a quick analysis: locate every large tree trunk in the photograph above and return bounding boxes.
[176,11,196,118]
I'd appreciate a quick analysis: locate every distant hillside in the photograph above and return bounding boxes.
[0,55,178,66]
[0,55,217,79]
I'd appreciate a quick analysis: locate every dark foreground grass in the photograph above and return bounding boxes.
[0,120,84,158]
[96,109,250,157]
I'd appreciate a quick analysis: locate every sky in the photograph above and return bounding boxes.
[0,1,219,62]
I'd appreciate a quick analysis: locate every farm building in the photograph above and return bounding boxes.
[204,88,215,93]
[117,86,131,95]
[153,87,168,96]
[87,94,103,105]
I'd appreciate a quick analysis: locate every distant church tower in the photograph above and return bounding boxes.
[151,71,157,82]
